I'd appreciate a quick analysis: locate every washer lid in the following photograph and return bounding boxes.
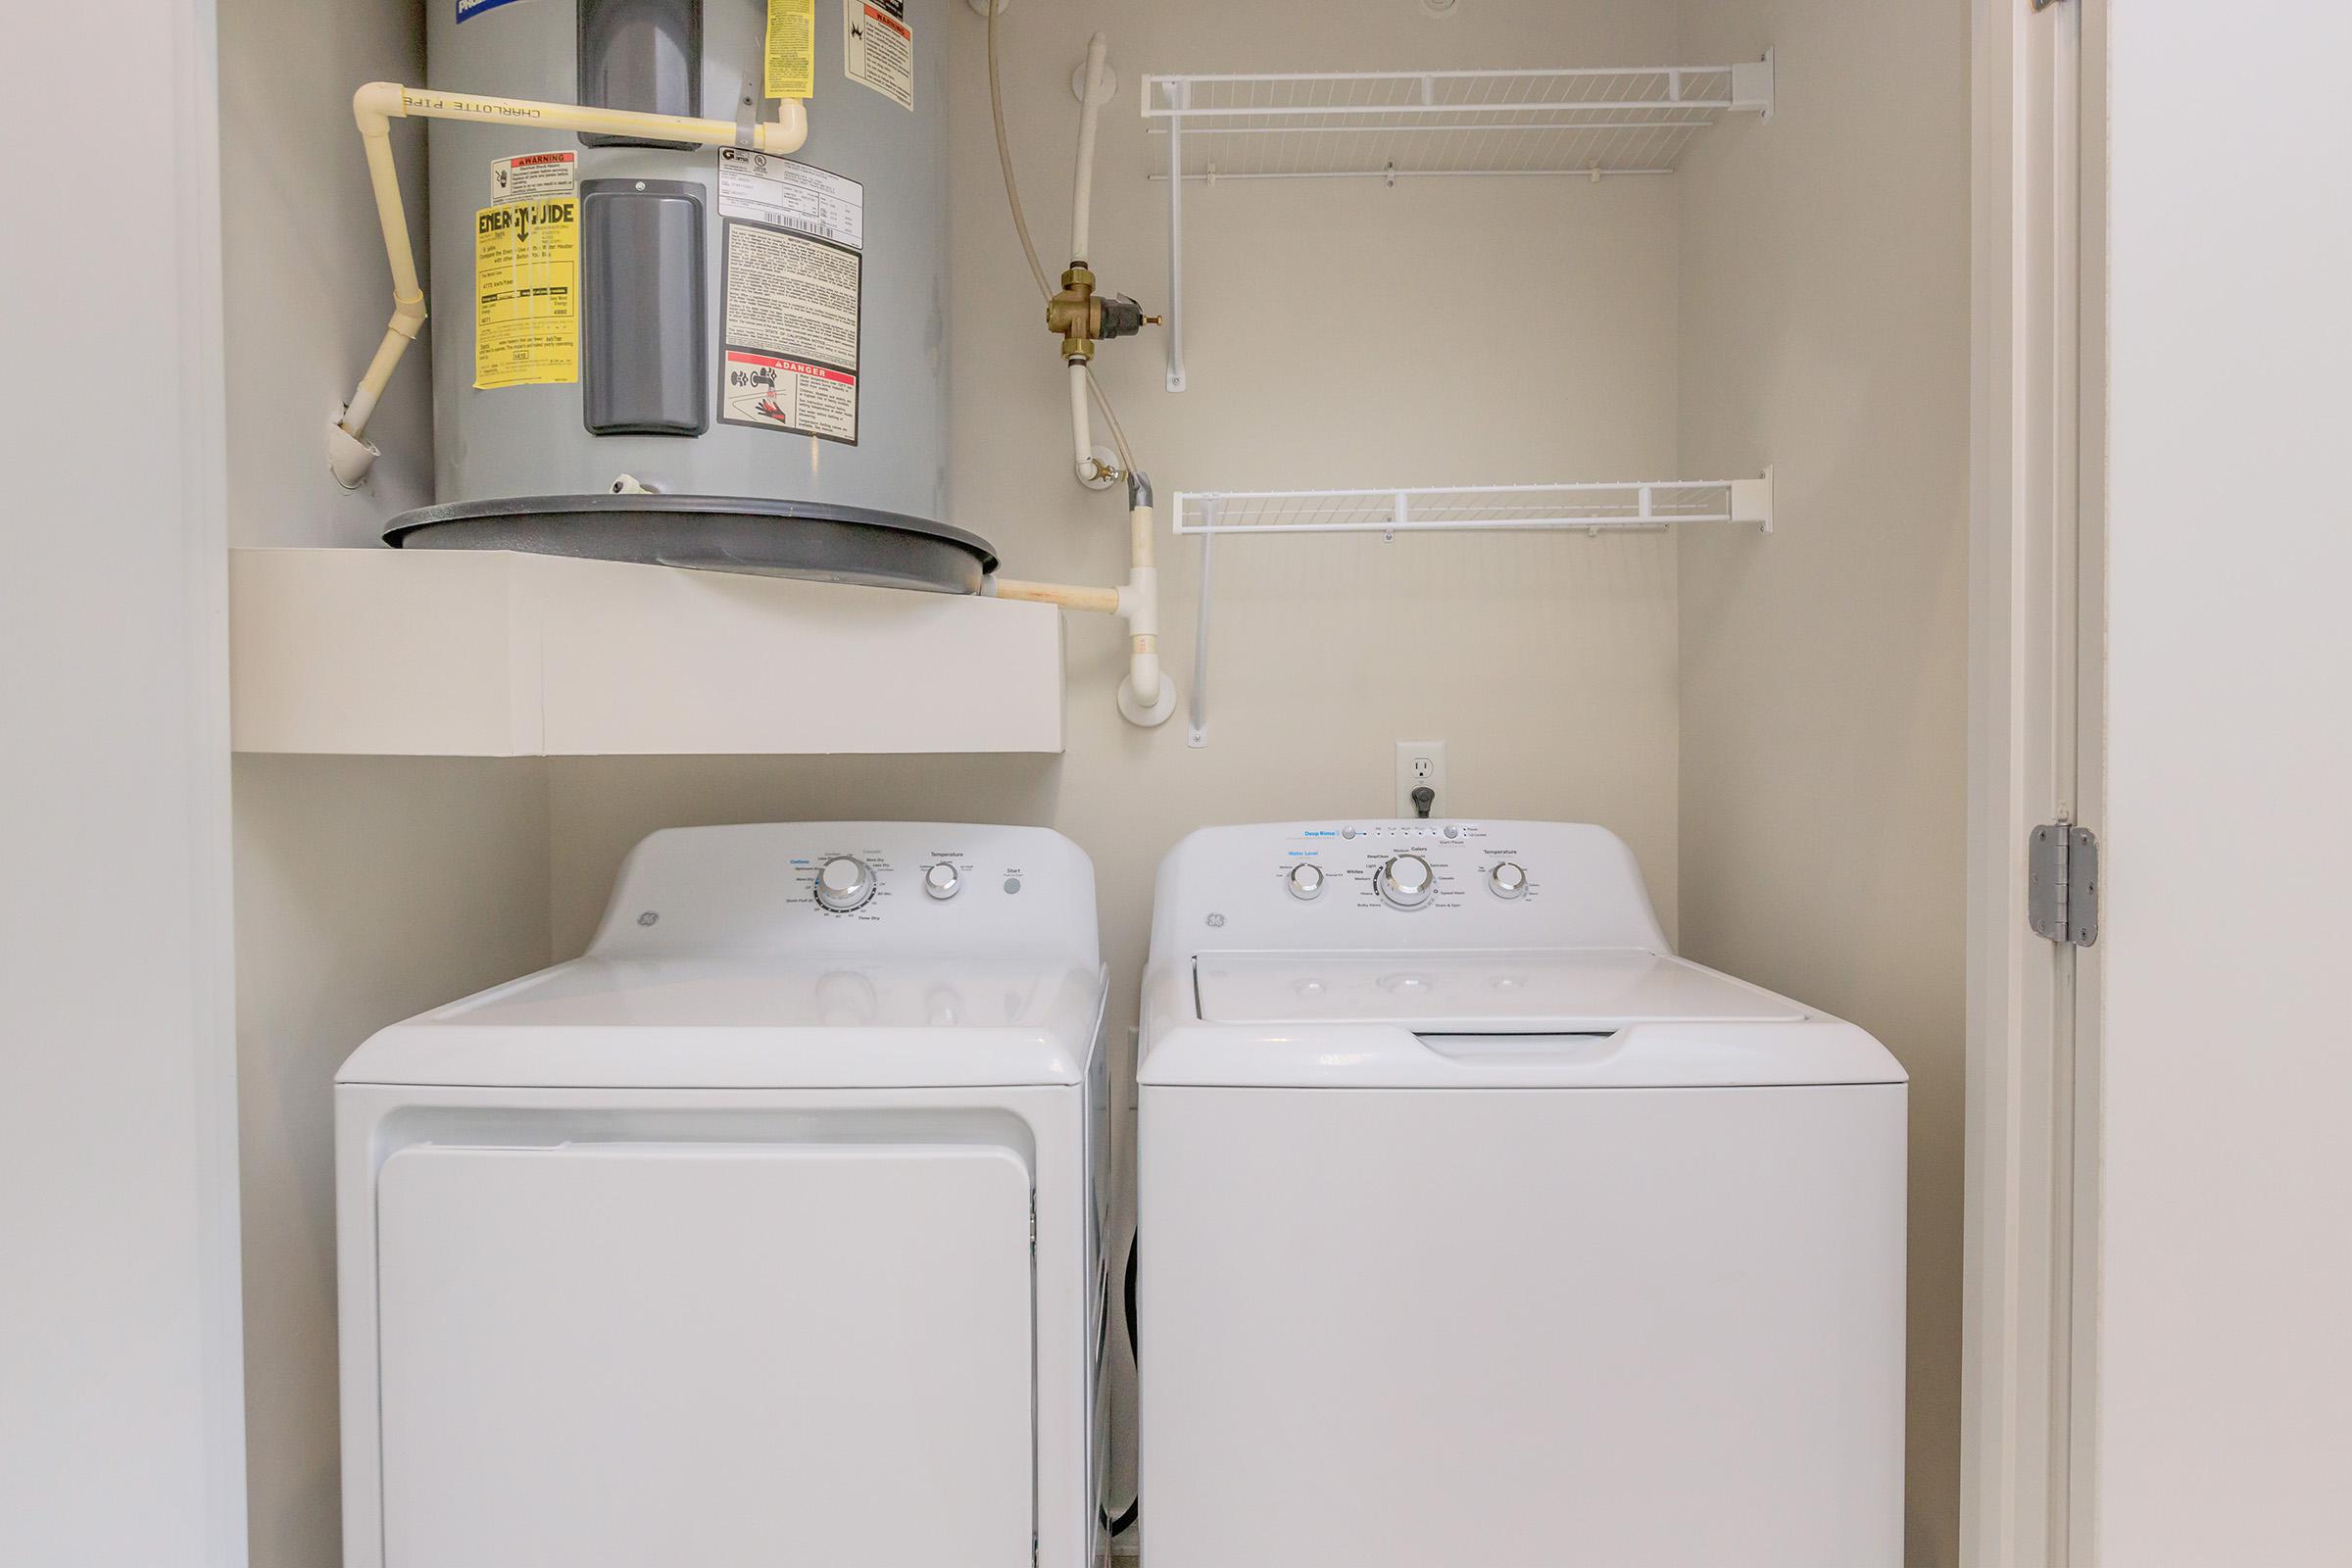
[1195,949,1806,1031]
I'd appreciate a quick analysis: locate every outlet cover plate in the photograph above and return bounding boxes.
[1396,740,1447,817]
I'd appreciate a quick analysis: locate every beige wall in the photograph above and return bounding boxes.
[1676,1,1972,1563]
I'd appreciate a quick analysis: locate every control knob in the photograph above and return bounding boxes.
[1287,862,1326,901]
[814,856,876,912]
[923,862,961,901]
[1376,853,1436,909]
[1489,861,1529,900]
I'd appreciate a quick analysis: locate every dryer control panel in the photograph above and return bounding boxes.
[586,822,1101,964]
[1148,820,1670,958]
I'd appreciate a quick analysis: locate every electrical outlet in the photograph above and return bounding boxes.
[1395,740,1447,818]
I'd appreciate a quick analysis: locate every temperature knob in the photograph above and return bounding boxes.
[923,862,961,901]
[1287,862,1326,901]
[1489,861,1528,900]
[814,856,876,912]
[1376,853,1436,909]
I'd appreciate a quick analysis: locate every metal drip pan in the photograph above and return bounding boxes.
[385,494,999,596]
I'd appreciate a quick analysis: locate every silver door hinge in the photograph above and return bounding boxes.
[2029,823,2099,946]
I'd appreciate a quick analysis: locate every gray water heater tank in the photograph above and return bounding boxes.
[391,0,989,592]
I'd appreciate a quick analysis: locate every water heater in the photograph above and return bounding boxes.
[385,0,989,592]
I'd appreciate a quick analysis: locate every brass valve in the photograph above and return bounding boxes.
[1048,264,1158,364]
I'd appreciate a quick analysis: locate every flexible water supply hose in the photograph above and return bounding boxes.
[1071,32,1109,265]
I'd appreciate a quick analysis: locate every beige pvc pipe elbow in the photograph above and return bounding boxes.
[985,493,1173,728]
[329,81,809,487]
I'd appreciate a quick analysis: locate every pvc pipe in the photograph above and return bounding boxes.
[1071,32,1110,263]
[983,485,1172,727]
[1117,498,1165,717]
[372,82,808,155]
[1069,364,1098,484]
[990,578,1122,615]
[329,81,808,485]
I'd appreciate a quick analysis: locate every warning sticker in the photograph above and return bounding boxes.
[724,220,865,441]
[843,0,914,111]
[765,0,815,99]
[491,150,576,202]
[720,219,860,442]
[716,149,863,251]
[721,351,858,442]
[474,198,578,389]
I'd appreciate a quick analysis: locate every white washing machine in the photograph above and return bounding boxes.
[1138,820,1907,1568]
[336,823,1109,1568]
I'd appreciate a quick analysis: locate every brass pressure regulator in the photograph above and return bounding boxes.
[1048,264,1157,364]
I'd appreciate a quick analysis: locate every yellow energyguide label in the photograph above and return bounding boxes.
[473,198,578,389]
[766,0,815,99]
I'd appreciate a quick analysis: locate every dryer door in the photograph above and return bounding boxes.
[373,1141,1034,1568]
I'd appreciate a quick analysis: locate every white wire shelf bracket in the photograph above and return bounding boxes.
[1180,472,1772,747]
[1145,55,1772,391]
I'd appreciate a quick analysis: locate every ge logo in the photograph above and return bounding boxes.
[1205,912,1226,928]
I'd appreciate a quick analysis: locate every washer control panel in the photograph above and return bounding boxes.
[1276,822,1541,915]
[1150,820,1670,957]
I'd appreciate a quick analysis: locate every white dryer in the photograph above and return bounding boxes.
[1138,820,1907,1568]
[336,823,1109,1568]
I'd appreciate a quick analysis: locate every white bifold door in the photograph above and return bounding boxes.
[373,1142,1034,1568]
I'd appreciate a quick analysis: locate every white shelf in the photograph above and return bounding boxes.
[1142,56,1772,390]
[1143,61,1773,182]
[229,549,1064,757]
[1177,473,1770,748]
[1172,476,1775,536]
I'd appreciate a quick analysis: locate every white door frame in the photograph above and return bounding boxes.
[1963,0,2102,1563]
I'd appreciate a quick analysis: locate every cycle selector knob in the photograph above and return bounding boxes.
[814,856,876,912]
[1489,861,1529,900]
[923,862,961,901]
[1376,853,1436,909]
[1286,862,1326,901]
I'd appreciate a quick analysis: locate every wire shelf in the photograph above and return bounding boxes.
[1144,56,1773,391]
[1172,476,1774,536]
[1175,473,1771,748]
[1142,61,1772,182]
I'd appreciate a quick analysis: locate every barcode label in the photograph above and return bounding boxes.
[714,149,863,252]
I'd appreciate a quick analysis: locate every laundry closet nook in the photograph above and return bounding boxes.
[214,0,1972,1562]
[34,0,2352,1562]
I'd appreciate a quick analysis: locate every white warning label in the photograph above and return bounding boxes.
[720,219,860,443]
[715,149,863,251]
[721,351,858,442]
[843,0,914,111]
[491,151,577,201]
